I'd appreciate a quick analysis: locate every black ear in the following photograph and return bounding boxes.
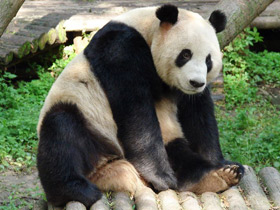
[156,4,179,25]
[209,10,227,33]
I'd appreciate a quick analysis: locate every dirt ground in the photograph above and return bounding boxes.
[0,169,46,209]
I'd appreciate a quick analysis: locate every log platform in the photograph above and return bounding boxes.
[43,166,280,210]
[0,0,280,66]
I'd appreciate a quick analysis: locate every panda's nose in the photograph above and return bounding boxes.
[190,80,205,88]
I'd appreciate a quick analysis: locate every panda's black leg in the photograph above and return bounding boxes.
[165,138,215,189]
[177,87,244,175]
[166,138,243,193]
[84,23,177,192]
[37,103,107,208]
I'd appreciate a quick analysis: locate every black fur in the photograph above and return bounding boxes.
[177,87,224,165]
[209,10,227,33]
[156,4,179,25]
[84,21,177,191]
[166,138,216,190]
[163,87,244,188]
[175,49,193,68]
[206,54,213,73]
[37,103,116,207]
[176,87,244,171]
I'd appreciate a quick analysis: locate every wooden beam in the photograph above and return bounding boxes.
[0,0,25,38]
[210,0,275,49]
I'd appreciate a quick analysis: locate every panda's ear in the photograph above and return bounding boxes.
[209,10,227,33]
[156,4,179,25]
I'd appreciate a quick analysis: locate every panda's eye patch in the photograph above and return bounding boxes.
[175,49,192,68]
[206,54,213,73]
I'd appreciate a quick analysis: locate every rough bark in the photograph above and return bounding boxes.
[259,167,280,207]
[211,0,275,48]
[239,166,271,210]
[201,192,223,210]
[0,0,25,38]
[158,190,181,210]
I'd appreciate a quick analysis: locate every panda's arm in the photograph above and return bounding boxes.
[84,22,176,191]
[177,87,224,165]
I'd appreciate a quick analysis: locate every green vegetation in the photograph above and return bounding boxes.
[0,46,75,171]
[0,28,279,175]
[218,27,280,172]
[0,185,44,210]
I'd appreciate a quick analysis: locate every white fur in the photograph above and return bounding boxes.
[37,52,124,156]
[155,98,184,144]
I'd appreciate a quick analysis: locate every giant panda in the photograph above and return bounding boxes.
[37,4,244,208]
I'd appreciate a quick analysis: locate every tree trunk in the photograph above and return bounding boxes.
[211,0,275,49]
[0,0,25,38]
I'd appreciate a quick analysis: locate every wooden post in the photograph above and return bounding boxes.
[0,0,25,38]
[211,0,275,49]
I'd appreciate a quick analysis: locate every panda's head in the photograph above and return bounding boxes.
[151,5,226,94]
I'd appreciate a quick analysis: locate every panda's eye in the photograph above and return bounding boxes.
[182,51,192,60]
[206,54,212,73]
[175,49,192,68]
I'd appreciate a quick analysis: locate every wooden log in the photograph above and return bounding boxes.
[0,51,13,65]
[64,15,111,32]
[30,39,39,53]
[134,187,158,210]
[1,34,38,54]
[47,28,57,45]
[239,166,271,210]
[112,192,134,210]
[4,27,45,39]
[55,21,67,43]
[158,190,181,210]
[38,33,49,50]
[0,0,25,37]
[259,167,280,207]
[252,16,280,29]
[24,24,58,35]
[211,0,275,49]
[201,192,223,210]
[65,201,86,210]
[90,195,110,210]
[0,41,30,58]
[222,187,248,210]
[178,191,201,210]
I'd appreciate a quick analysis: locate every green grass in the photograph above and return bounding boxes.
[218,27,280,172]
[0,70,53,170]
[217,102,280,172]
[0,185,45,210]
[0,46,75,171]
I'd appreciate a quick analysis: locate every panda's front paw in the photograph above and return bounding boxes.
[222,160,245,179]
[217,164,243,187]
[188,164,243,194]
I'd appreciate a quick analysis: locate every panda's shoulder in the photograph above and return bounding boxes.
[85,21,150,60]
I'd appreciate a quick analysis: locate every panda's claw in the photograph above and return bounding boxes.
[237,172,242,180]
[231,165,238,170]
[223,165,231,171]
